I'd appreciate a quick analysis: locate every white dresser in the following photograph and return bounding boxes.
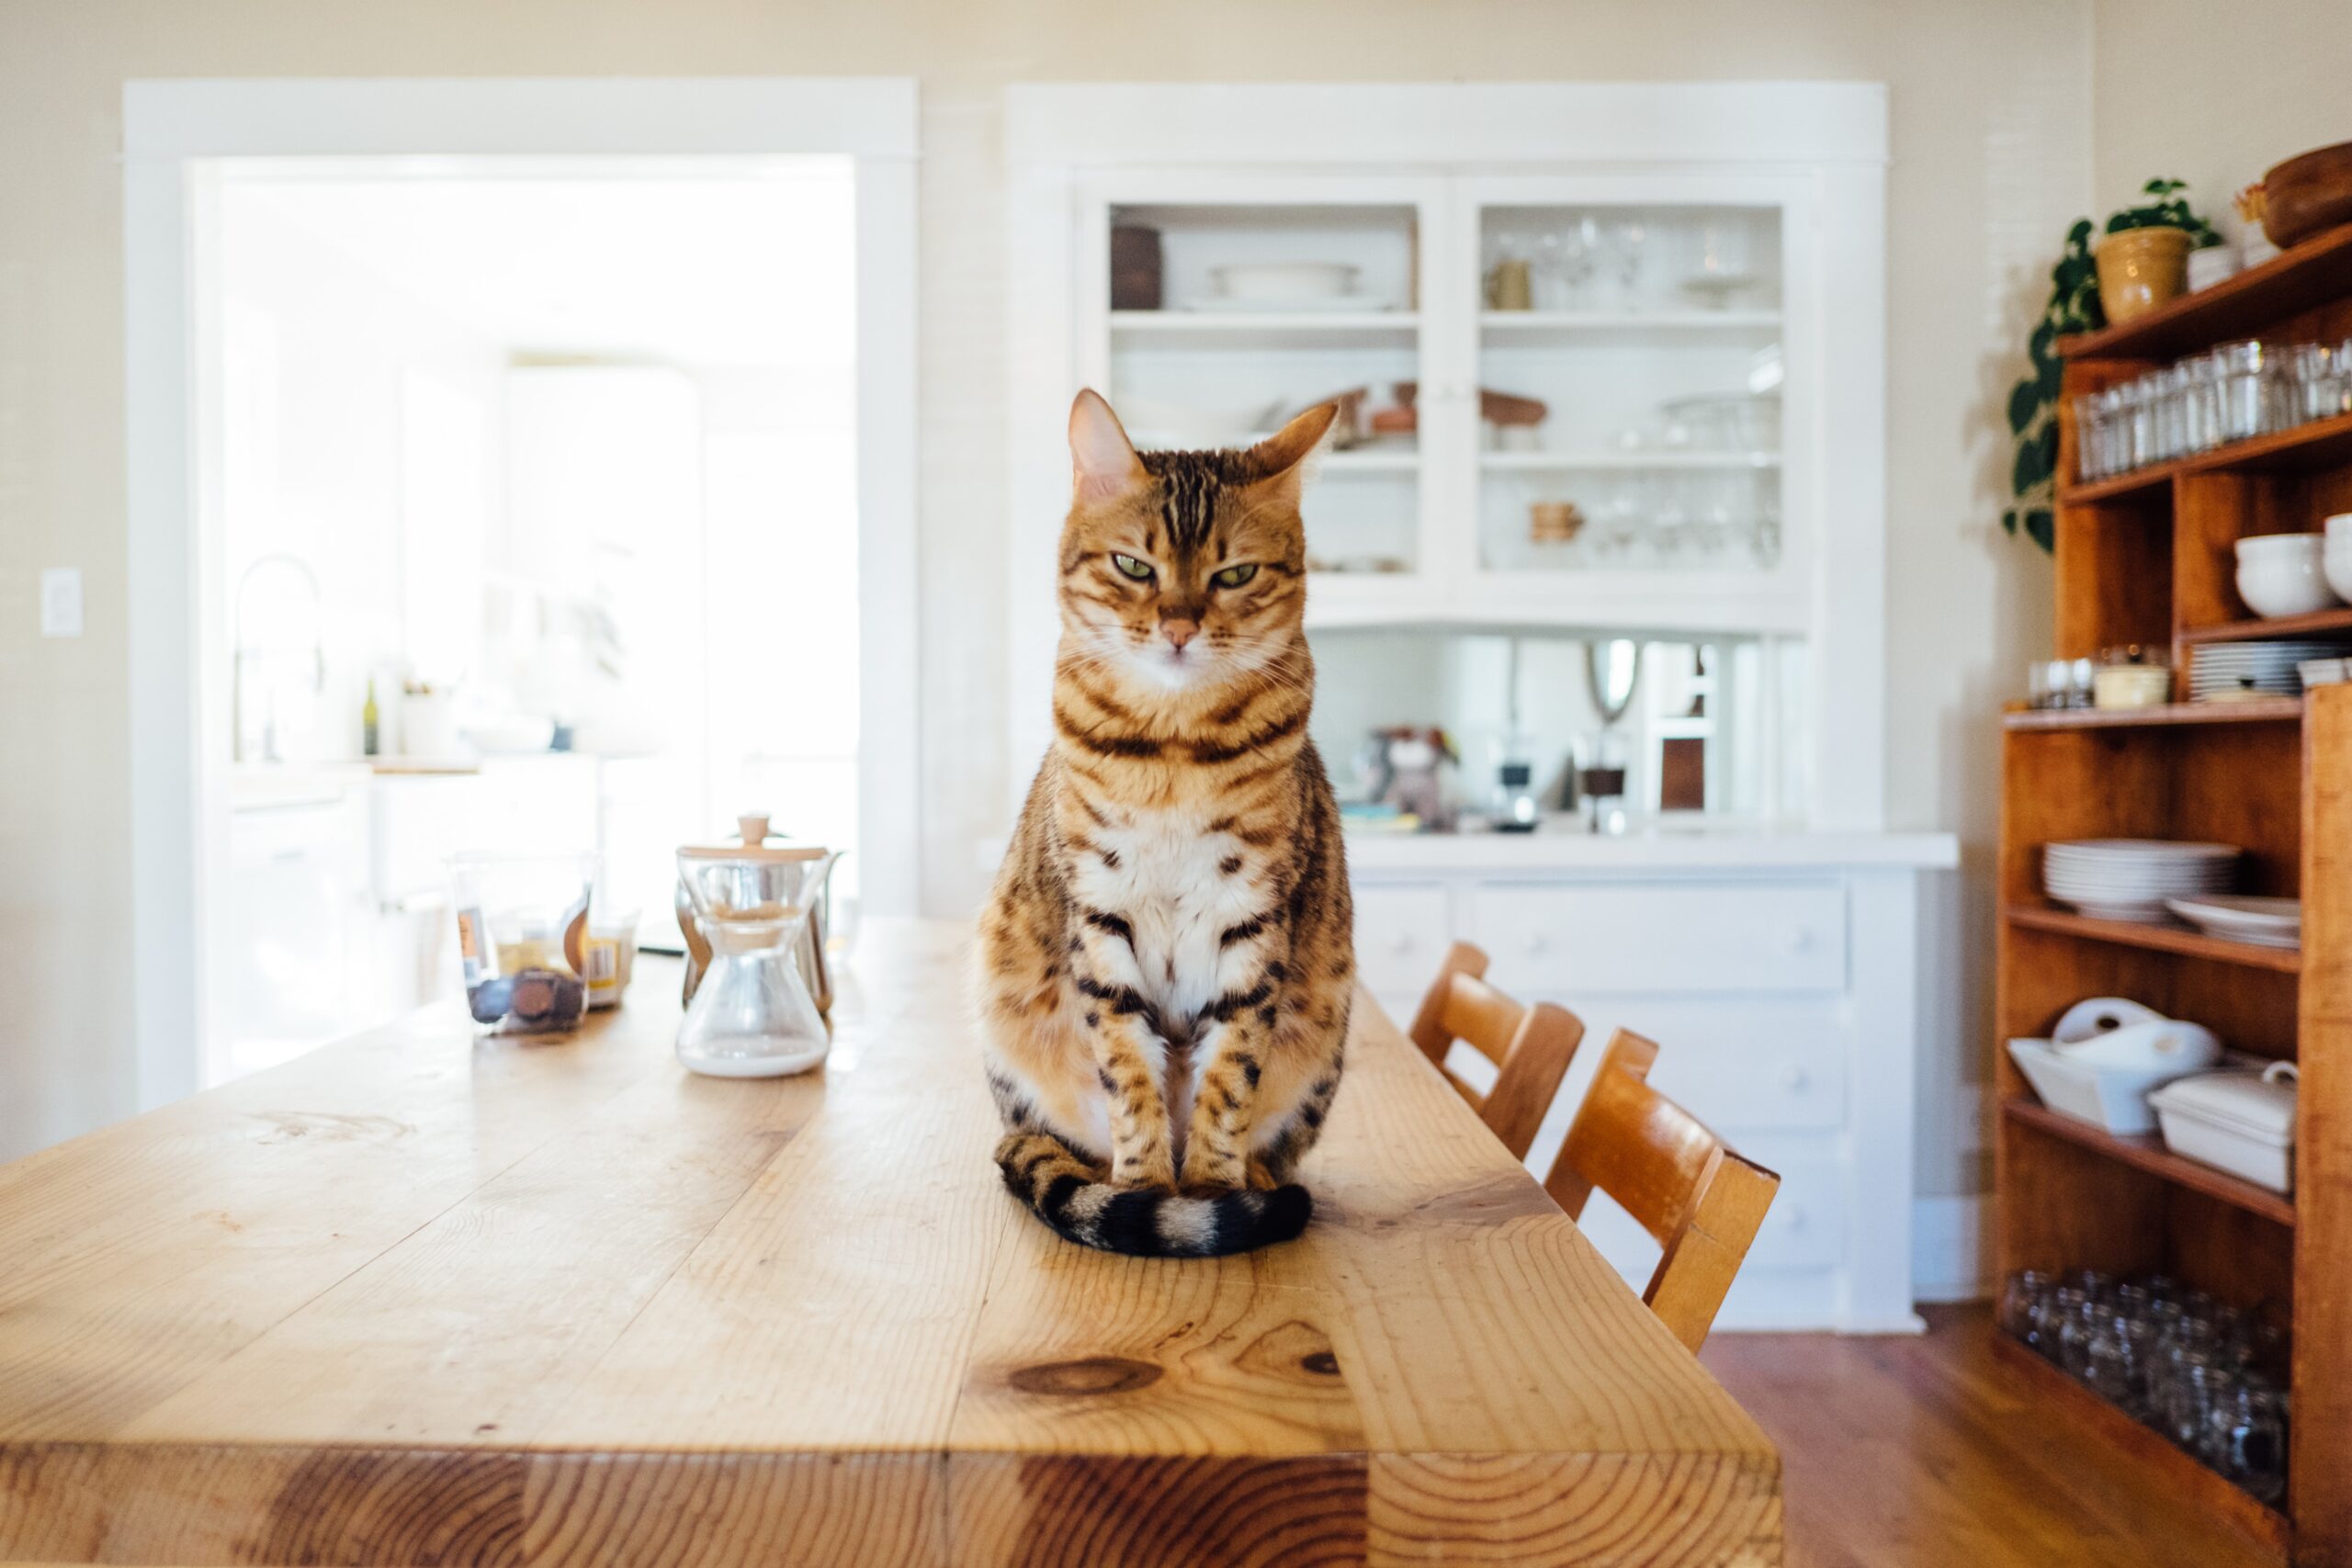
[1350,829,1955,1333]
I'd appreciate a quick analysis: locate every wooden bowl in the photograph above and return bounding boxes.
[2262,141,2352,250]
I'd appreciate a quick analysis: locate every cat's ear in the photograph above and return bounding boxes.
[1069,389,1147,505]
[1240,401,1340,502]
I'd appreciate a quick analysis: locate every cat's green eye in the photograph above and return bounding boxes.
[1212,563,1259,590]
[1111,553,1154,581]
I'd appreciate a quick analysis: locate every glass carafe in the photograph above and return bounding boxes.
[674,846,836,1077]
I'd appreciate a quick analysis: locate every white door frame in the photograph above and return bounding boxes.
[123,78,921,1111]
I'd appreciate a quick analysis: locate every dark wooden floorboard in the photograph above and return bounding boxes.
[1702,1303,2278,1568]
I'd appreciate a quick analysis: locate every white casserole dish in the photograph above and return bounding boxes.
[2149,1063,2298,1193]
[2007,1036,2209,1136]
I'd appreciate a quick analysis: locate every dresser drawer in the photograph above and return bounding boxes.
[1638,1027,1848,1134]
[1743,1156,1845,1271]
[1467,881,1847,995]
[1351,882,1452,1001]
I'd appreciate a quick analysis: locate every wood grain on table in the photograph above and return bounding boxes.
[0,921,1779,1568]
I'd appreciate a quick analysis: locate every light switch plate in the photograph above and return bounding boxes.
[40,568,83,637]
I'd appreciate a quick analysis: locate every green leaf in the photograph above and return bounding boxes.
[2014,437,2052,493]
[2007,379,2041,434]
[2026,507,2055,553]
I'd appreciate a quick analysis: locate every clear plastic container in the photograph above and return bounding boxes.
[448,852,599,1035]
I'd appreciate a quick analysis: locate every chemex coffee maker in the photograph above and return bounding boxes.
[673,815,842,1078]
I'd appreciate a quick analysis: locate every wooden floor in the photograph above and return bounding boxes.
[1703,1304,2278,1568]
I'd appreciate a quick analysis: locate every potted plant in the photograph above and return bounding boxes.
[2002,220,2102,551]
[2097,177,2223,323]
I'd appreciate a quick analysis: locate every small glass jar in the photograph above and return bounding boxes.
[2208,1381,2290,1503]
[2001,1269,2053,1349]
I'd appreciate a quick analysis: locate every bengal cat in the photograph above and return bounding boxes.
[978,390,1354,1257]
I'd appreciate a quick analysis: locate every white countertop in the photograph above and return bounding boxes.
[1342,823,1959,872]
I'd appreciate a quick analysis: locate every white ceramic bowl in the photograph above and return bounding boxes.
[2325,512,2352,546]
[1210,261,1360,302]
[2325,548,2352,604]
[2239,530,2323,551]
[2238,551,2342,618]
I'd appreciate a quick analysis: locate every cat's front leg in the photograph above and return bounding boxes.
[1179,979,1282,1191]
[1072,930,1177,1190]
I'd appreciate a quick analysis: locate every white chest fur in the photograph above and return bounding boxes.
[1069,807,1261,1039]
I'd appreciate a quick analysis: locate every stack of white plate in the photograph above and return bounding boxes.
[2043,840,2240,922]
[2164,894,2301,949]
[2188,640,2337,702]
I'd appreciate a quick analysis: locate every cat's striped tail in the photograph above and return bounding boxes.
[993,1132,1311,1258]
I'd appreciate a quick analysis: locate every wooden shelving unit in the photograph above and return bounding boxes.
[2001,223,2352,1566]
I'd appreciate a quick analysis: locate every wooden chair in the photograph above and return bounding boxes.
[1544,1028,1780,1353]
[1406,942,1585,1161]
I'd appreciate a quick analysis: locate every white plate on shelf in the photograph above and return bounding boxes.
[2163,895,2301,948]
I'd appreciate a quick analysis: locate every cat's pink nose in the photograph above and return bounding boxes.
[1161,618,1200,651]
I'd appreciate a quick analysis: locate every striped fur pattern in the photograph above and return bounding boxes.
[978,390,1354,1258]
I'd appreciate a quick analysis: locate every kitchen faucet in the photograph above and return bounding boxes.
[231,552,324,763]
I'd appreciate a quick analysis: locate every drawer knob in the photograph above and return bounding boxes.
[1781,1065,1811,1091]
[1785,927,1815,954]
[1522,931,1547,955]
[1388,931,1416,955]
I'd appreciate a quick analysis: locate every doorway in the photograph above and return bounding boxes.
[125,81,917,1100]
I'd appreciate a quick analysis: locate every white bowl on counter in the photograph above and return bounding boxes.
[2236,533,2341,618]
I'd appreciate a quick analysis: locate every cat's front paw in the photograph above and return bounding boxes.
[1111,1154,1177,1190]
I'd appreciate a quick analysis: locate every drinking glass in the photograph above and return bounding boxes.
[2208,1382,2290,1504]
[1609,219,1647,312]
[2165,1353,2225,1453]
[2001,1270,2053,1349]
[2215,341,2270,443]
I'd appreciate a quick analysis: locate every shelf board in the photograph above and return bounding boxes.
[1988,1334,2291,1555]
[1479,309,1781,334]
[2060,222,2352,363]
[2005,904,2302,974]
[1109,310,1417,351]
[1479,450,1779,472]
[2003,1097,2297,1226]
[2181,608,2352,645]
[2002,698,2304,730]
[1319,450,1420,474]
[2060,410,2352,504]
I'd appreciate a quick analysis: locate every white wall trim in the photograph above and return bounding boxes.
[123,77,921,1111]
[1914,1194,1993,1304]
[1006,82,1888,167]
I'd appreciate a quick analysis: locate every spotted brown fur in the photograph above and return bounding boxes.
[976,394,1353,1257]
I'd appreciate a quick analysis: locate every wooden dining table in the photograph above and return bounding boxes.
[0,919,1779,1567]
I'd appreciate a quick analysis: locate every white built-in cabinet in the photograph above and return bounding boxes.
[1004,84,1954,1330]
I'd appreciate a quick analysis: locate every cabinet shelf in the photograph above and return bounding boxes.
[2181,609,2352,645]
[1988,1335,2291,1555]
[1479,450,1779,472]
[2003,1098,2296,1227]
[2060,222,2352,364]
[2004,904,2301,973]
[1479,309,1781,338]
[2002,698,2303,730]
[1109,310,1418,350]
[2059,409,2352,504]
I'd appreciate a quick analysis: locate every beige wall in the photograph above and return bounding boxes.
[0,0,2086,1201]
[2093,0,2352,246]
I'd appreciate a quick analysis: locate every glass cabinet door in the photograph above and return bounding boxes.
[1455,178,1807,627]
[1079,178,1442,615]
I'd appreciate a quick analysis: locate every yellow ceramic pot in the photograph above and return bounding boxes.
[2096,227,2193,323]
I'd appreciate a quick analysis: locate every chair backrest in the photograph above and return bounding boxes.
[1406,942,1585,1160]
[1544,1029,1781,1353]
